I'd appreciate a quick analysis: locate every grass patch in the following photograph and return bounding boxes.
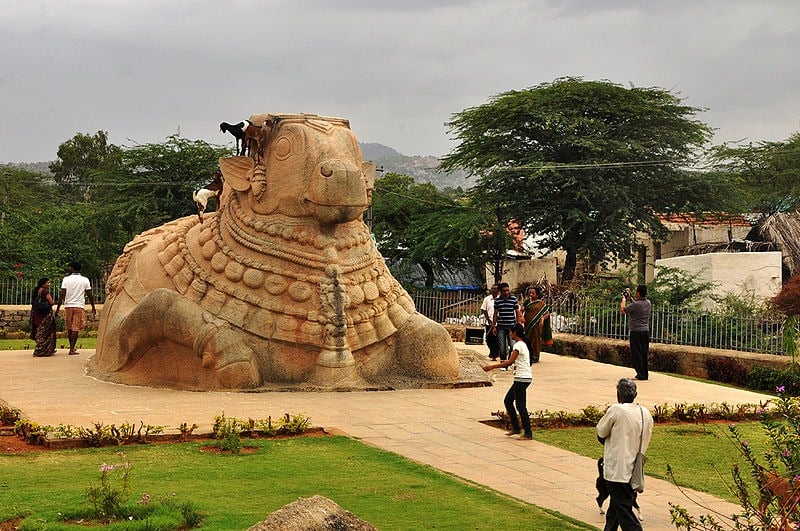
[0,337,97,351]
[0,436,593,530]
[532,421,766,503]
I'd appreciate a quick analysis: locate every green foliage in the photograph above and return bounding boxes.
[2,133,232,282]
[372,172,502,287]
[280,412,311,435]
[14,419,51,445]
[212,413,243,454]
[669,392,800,530]
[648,265,716,308]
[709,132,800,214]
[85,461,131,518]
[492,402,763,430]
[705,357,749,387]
[0,166,62,279]
[746,366,800,396]
[49,131,120,203]
[440,77,728,281]
[0,404,21,426]
[94,135,231,233]
[0,437,585,530]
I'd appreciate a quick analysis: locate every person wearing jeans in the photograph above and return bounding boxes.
[483,323,533,439]
[491,282,522,363]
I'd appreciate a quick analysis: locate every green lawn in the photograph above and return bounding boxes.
[0,337,97,351]
[533,421,765,503]
[0,436,593,530]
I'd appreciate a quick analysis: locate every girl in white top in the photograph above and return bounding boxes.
[482,323,533,439]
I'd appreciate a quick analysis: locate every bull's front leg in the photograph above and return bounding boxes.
[116,288,261,388]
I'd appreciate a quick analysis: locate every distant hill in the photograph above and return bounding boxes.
[359,143,471,190]
[4,144,473,190]
[3,161,53,175]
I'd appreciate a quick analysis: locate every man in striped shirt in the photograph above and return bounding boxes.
[491,282,523,363]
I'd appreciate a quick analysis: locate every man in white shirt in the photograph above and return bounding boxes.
[55,261,96,356]
[480,284,500,360]
[596,378,653,531]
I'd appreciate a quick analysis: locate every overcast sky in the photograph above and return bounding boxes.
[2,0,799,163]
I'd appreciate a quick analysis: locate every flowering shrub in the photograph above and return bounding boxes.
[85,461,131,518]
[669,387,800,530]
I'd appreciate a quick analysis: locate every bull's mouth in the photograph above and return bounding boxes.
[305,198,368,209]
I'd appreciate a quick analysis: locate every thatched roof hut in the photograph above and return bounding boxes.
[747,212,800,280]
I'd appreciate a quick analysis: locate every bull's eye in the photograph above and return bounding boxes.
[273,137,292,160]
[321,165,333,177]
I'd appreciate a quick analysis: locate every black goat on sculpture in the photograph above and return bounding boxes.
[219,120,251,155]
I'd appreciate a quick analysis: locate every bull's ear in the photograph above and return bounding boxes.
[362,161,376,191]
[219,156,254,191]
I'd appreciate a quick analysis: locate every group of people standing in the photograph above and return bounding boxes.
[480,282,553,365]
[480,282,553,441]
[29,261,96,357]
[481,281,654,530]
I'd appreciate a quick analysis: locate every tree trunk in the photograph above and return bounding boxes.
[421,262,435,288]
[562,250,577,282]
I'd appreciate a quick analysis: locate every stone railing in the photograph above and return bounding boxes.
[0,305,102,335]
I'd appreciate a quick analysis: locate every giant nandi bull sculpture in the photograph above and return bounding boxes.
[91,113,461,390]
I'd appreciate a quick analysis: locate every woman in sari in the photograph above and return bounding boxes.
[522,285,550,363]
[30,277,57,357]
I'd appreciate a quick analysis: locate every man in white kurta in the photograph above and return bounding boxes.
[596,378,653,531]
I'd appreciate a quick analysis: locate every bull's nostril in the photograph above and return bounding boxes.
[321,166,333,177]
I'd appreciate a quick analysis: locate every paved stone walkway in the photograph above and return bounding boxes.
[1,344,772,530]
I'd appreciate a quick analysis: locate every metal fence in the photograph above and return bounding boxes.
[0,278,107,305]
[3,281,791,356]
[409,288,792,356]
[410,289,485,327]
[549,301,790,356]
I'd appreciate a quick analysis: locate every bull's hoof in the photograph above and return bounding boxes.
[215,359,262,389]
[200,325,262,388]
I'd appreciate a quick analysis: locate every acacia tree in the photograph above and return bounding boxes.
[0,165,57,278]
[440,77,732,282]
[94,135,231,234]
[371,172,510,288]
[709,132,800,214]
[49,131,120,202]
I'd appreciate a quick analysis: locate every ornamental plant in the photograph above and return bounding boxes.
[85,461,131,518]
[669,388,800,530]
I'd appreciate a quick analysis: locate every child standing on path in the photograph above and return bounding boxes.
[483,323,533,440]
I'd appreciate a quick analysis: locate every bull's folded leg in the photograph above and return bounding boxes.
[117,288,261,388]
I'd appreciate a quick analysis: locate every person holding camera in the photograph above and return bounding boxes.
[620,285,651,381]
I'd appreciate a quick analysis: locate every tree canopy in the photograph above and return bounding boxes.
[371,173,510,288]
[439,77,732,281]
[2,134,231,282]
[709,132,800,214]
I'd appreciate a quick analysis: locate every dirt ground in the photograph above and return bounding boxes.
[0,433,42,454]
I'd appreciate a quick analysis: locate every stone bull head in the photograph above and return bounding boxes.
[91,113,459,391]
[219,114,375,226]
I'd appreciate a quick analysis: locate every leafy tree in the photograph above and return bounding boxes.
[4,135,232,281]
[440,77,732,282]
[49,131,120,202]
[93,135,231,234]
[0,165,60,279]
[709,132,800,214]
[371,173,510,288]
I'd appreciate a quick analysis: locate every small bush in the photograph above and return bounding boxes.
[280,413,311,435]
[651,351,679,373]
[706,357,749,386]
[213,413,243,453]
[0,404,21,425]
